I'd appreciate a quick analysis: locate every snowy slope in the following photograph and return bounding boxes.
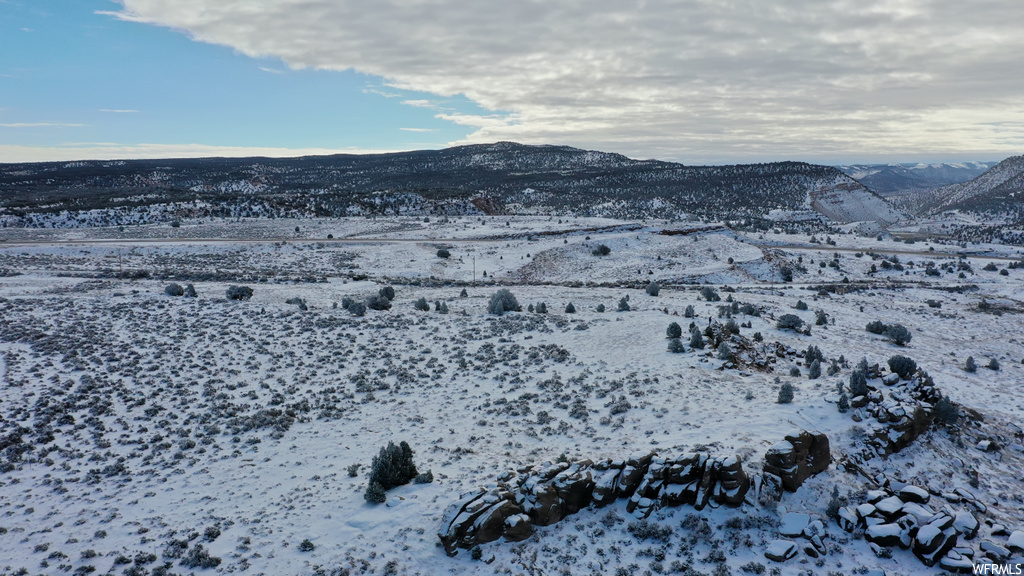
[0,217,1022,576]
[921,155,1024,220]
[808,175,908,224]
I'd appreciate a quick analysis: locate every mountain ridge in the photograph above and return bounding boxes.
[0,142,906,227]
[894,155,1024,224]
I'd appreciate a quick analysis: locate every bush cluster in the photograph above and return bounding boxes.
[887,355,917,379]
[488,289,520,315]
[776,314,803,331]
[865,320,911,345]
[225,285,253,301]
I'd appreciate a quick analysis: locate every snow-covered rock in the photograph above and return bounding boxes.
[764,540,798,562]
[779,512,810,537]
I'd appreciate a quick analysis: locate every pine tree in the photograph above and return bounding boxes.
[885,323,912,346]
[887,355,917,379]
[849,368,868,397]
[808,359,821,380]
[364,481,386,504]
[488,289,520,315]
[777,383,795,404]
[689,329,705,349]
[666,322,683,339]
[368,441,418,491]
[837,392,849,413]
[964,356,977,373]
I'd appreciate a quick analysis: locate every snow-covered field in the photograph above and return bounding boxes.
[1,217,1022,576]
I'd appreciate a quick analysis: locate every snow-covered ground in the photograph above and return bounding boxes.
[1,217,1022,576]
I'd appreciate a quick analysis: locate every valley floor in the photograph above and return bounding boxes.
[1,217,1022,576]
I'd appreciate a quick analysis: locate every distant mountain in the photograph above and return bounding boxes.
[0,142,906,227]
[920,155,1024,222]
[836,162,998,215]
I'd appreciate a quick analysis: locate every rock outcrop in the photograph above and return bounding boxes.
[438,431,829,556]
[848,367,944,456]
[836,484,977,568]
[763,430,831,491]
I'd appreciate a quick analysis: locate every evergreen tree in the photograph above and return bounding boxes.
[666,322,683,339]
[488,289,520,315]
[964,356,977,373]
[776,314,803,331]
[724,318,740,334]
[364,481,386,504]
[368,441,418,491]
[887,355,917,379]
[885,323,912,346]
[934,396,960,426]
[717,342,733,361]
[689,329,705,349]
[808,359,821,380]
[837,392,849,413]
[849,368,869,397]
[226,285,253,301]
[777,383,795,404]
[866,320,887,334]
[366,294,392,311]
[700,287,720,302]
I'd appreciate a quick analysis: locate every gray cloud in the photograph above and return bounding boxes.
[109,0,1024,162]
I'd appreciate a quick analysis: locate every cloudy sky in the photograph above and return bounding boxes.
[3,0,1023,164]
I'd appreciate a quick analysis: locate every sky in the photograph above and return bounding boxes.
[2,0,1024,165]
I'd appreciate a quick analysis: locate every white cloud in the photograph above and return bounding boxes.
[0,122,87,128]
[0,143,399,163]
[106,0,1024,162]
[363,87,402,98]
[400,99,436,109]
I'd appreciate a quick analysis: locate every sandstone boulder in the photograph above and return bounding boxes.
[763,430,830,491]
[764,540,797,562]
